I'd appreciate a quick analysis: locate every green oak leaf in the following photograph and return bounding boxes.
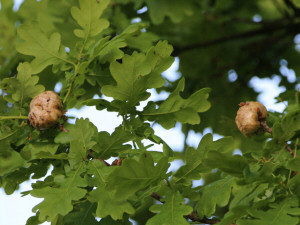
[281,109,300,133]
[63,202,99,225]
[230,183,269,210]
[142,78,211,129]
[197,176,234,219]
[21,141,59,160]
[237,197,300,225]
[55,118,97,168]
[31,163,87,222]
[99,216,133,225]
[147,189,193,225]
[87,160,134,220]
[0,150,25,176]
[86,160,114,187]
[106,152,170,200]
[173,134,213,184]
[71,0,110,49]
[173,134,235,184]
[92,126,133,159]
[146,0,195,24]
[203,150,248,177]
[0,63,44,106]
[16,23,73,74]
[88,188,135,220]
[102,41,173,106]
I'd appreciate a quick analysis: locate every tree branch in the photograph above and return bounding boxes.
[284,0,300,16]
[173,21,300,55]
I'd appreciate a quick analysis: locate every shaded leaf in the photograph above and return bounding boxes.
[102,41,173,106]
[21,142,59,160]
[203,151,248,177]
[237,197,300,225]
[63,202,99,225]
[281,109,300,133]
[55,118,97,168]
[88,188,135,220]
[31,163,87,222]
[142,78,211,129]
[147,189,193,225]
[0,63,44,105]
[107,152,170,200]
[147,0,195,24]
[197,176,234,219]
[93,126,133,159]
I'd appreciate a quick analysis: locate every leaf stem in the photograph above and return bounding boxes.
[0,115,28,120]
[0,122,27,141]
[260,120,272,134]
[63,82,72,104]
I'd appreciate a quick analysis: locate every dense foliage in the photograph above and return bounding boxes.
[0,0,299,224]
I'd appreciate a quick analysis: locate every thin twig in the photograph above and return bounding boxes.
[151,192,165,203]
[260,120,272,134]
[88,150,111,166]
[286,144,295,156]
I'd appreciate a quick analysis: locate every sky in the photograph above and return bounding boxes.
[0,0,293,224]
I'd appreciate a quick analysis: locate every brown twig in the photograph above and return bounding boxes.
[99,158,111,166]
[260,120,272,134]
[151,192,165,203]
[259,120,296,156]
[88,150,111,166]
[286,144,295,156]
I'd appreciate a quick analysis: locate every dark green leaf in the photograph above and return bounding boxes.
[106,152,170,200]
[142,78,211,129]
[147,188,193,225]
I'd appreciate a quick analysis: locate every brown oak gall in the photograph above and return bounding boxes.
[28,91,63,130]
[235,101,267,136]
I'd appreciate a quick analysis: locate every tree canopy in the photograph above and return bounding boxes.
[0,0,299,224]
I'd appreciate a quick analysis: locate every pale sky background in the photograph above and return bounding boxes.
[0,0,296,224]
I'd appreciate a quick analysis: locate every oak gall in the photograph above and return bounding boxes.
[235,101,267,136]
[28,91,63,130]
